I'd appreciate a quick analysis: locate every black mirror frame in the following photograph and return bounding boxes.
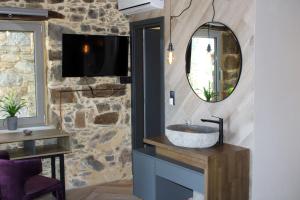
[185,21,243,103]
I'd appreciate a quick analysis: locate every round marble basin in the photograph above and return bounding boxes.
[165,124,219,148]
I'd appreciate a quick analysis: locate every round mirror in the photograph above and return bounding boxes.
[186,22,242,102]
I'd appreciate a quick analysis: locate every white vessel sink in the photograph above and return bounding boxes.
[165,124,219,148]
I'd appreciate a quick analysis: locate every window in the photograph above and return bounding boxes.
[0,21,45,128]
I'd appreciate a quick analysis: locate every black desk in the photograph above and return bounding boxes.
[0,129,71,199]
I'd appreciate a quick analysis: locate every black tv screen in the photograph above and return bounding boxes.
[62,34,129,77]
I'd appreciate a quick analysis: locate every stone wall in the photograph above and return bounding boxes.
[0,31,36,118]
[0,0,131,189]
[220,30,241,99]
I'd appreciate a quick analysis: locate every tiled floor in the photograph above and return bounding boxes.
[39,181,140,200]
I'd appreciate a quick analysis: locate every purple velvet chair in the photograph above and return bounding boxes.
[0,151,64,200]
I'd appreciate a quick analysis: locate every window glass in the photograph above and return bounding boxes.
[0,31,37,119]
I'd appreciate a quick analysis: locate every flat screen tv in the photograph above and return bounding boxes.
[62,34,129,77]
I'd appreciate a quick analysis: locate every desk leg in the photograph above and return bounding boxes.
[59,154,66,200]
[51,157,56,179]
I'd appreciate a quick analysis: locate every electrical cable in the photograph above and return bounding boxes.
[169,0,172,42]
[212,0,215,22]
[171,0,193,18]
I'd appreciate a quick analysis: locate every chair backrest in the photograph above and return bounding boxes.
[0,151,9,160]
[0,160,25,200]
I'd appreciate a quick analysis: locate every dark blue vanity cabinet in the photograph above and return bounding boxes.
[133,149,156,200]
[133,149,204,200]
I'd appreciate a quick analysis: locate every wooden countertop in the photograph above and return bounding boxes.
[144,135,248,160]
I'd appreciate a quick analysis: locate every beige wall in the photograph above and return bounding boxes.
[130,0,255,148]
[130,1,255,197]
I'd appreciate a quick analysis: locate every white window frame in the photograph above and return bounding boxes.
[0,21,46,129]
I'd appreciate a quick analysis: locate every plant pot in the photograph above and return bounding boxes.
[7,116,18,130]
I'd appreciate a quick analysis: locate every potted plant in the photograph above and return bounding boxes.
[0,92,26,130]
[203,81,217,102]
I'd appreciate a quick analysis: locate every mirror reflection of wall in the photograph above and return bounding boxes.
[186,22,242,102]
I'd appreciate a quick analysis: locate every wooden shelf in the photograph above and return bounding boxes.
[9,144,71,160]
[0,129,68,144]
[0,128,71,160]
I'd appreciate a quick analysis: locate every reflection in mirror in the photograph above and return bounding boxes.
[186,22,242,102]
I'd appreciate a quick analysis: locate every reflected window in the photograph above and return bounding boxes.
[189,37,216,101]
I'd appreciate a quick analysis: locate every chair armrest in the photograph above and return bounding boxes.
[14,159,42,180]
[0,151,9,160]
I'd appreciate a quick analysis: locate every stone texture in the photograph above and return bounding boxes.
[96,103,110,113]
[75,111,85,128]
[49,50,62,61]
[82,84,126,98]
[222,32,240,54]
[223,70,240,80]
[112,104,121,111]
[125,113,130,124]
[94,112,119,124]
[24,0,44,2]
[50,89,76,104]
[71,179,86,187]
[64,116,72,122]
[85,155,104,171]
[49,64,64,82]
[125,100,131,109]
[92,26,105,32]
[88,9,98,19]
[100,131,117,143]
[105,3,112,9]
[48,0,63,3]
[1,54,20,62]
[105,155,114,161]
[119,149,131,166]
[111,26,119,34]
[77,77,96,85]
[99,8,105,17]
[48,23,75,41]
[223,55,241,69]
[70,14,84,22]
[15,61,34,73]
[0,72,23,86]
[81,24,91,32]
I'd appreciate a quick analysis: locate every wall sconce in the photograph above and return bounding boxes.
[167,35,174,65]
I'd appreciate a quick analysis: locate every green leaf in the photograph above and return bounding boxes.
[0,92,27,118]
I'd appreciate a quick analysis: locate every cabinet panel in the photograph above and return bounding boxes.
[133,149,156,200]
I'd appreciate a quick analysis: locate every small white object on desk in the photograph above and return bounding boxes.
[23,129,32,136]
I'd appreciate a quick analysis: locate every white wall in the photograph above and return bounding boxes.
[254,0,300,199]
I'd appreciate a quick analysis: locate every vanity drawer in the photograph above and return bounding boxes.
[155,158,204,193]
